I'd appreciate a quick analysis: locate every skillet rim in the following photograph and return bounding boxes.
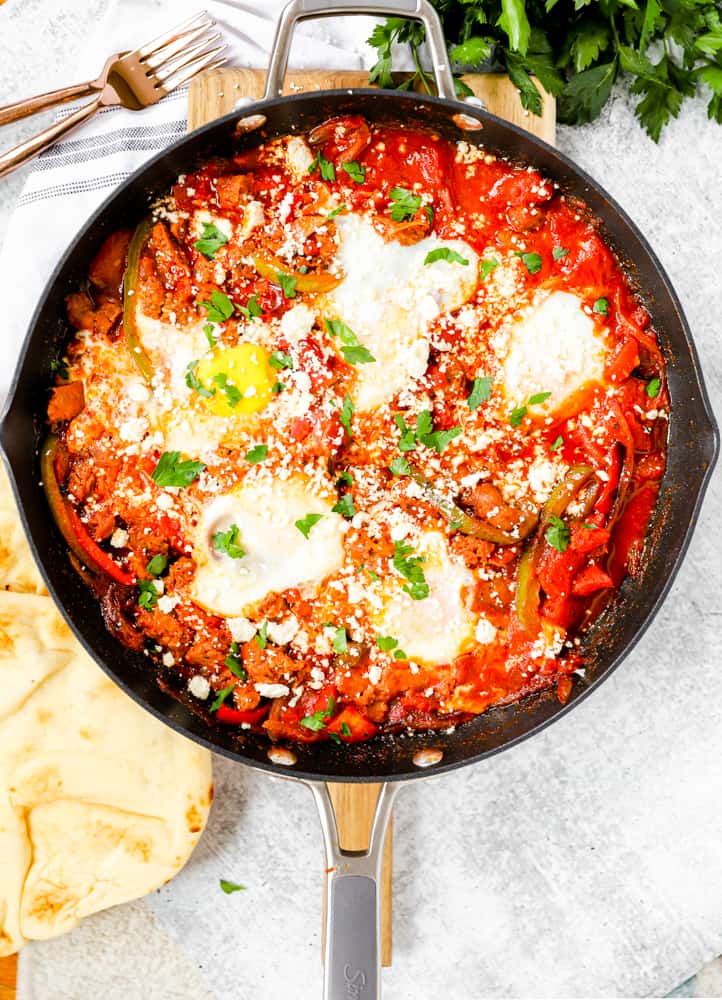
[1,87,718,783]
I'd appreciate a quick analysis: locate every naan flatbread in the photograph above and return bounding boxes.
[0,464,213,955]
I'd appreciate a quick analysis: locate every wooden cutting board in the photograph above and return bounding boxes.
[0,67,554,999]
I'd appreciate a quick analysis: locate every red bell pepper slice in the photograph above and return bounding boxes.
[326,705,379,743]
[216,703,269,726]
[571,564,614,596]
[65,504,135,586]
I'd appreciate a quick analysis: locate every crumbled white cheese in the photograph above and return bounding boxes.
[267,616,299,646]
[188,674,211,699]
[157,594,179,614]
[475,615,497,644]
[110,528,129,548]
[255,682,290,699]
[228,616,257,643]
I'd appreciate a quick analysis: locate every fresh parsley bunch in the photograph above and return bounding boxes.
[368,0,722,141]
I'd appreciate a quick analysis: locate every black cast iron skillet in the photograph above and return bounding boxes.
[0,0,718,995]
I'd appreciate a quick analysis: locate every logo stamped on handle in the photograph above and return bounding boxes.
[344,964,367,997]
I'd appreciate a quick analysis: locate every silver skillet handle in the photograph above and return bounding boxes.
[264,0,457,102]
[306,781,398,1000]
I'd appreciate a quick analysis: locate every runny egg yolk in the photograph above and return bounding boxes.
[196,343,275,416]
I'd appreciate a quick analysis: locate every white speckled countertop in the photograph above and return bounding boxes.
[1,2,721,998]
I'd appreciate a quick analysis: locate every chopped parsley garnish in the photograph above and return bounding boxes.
[336,470,353,487]
[269,350,293,371]
[340,722,352,737]
[327,203,347,219]
[146,553,167,577]
[376,634,399,652]
[254,621,269,650]
[295,513,324,538]
[358,563,379,582]
[332,627,348,654]
[203,323,217,349]
[480,257,500,280]
[342,161,365,183]
[138,578,161,611]
[424,205,435,227]
[300,695,335,732]
[219,879,246,894]
[646,376,661,398]
[194,222,228,260]
[339,394,354,438]
[212,373,242,408]
[238,294,263,321]
[389,456,412,476]
[593,297,609,315]
[392,540,429,601]
[50,358,69,380]
[424,247,469,266]
[245,443,268,463]
[152,451,205,488]
[276,272,297,299]
[332,493,356,519]
[550,434,564,452]
[393,409,461,454]
[212,523,245,559]
[394,649,407,660]
[545,514,571,553]
[185,360,215,398]
[510,391,552,427]
[210,681,236,712]
[271,381,285,394]
[515,251,543,275]
[200,289,234,323]
[308,151,336,181]
[467,376,492,410]
[528,391,552,405]
[552,246,570,261]
[389,186,422,222]
[225,641,247,680]
[324,318,376,365]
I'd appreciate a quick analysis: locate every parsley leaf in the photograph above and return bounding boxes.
[332,493,356,519]
[276,272,297,299]
[552,246,570,261]
[510,405,528,427]
[342,161,365,183]
[254,621,268,650]
[468,376,492,410]
[336,470,353,487]
[545,514,570,553]
[152,451,205,488]
[203,323,217,349]
[194,222,228,260]
[50,358,69,380]
[327,203,347,219]
[424,247,469,266]
[324,318,376,364]
[332,627,348,654]
[308,151,336,181]
[295,513,324,538]
[238,294,263,321]
[245,443,268,463]
[550,434,564,452]
[389,186,422,221]
[138,578,161,611]
[593,296,609,315]
[146,553,167,577]
[393,413,417,452]
[646,376,661,398]
[339,394,354,438]
[200,289,234,324]
[225,641,247,680]
[389,456,411,476]
[528,391,552,405]
[269,350,293,371]
[480,258,500,280]
[219,879,246,894]
[392,539,429,601]
[300,695,335,732]
[342,345,376,365]
[210,681,236,712]
[376,634,398,652]
[515,250,543,274]
[212,524,245,560]
[212,373,242,408]
[185,360,216,398]
[416,409,461,453]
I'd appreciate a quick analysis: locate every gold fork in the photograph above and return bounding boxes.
[0,11,226,180]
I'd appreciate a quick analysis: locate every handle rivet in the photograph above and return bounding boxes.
[267,746,297,766]
[412,748,443,768]
[453,112,483,131]
[235,114,267,135]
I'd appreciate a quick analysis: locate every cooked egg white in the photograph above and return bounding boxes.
[189,474,347,617]
[369,530,476,665]
[501,290,607,411]
[322,215,479,410]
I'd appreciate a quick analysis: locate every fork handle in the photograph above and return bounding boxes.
[0,82,100,127]
[0,96,103,180]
